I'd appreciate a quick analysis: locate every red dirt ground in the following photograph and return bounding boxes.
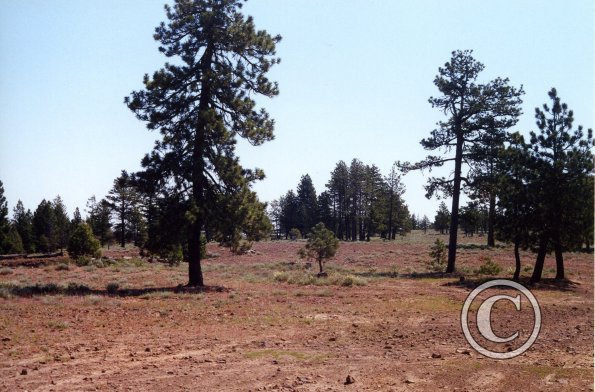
[0,232,593,391]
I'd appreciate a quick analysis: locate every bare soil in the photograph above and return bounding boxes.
[0,232,593,391]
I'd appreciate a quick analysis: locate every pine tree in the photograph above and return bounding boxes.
[0,181,8,254]
[13,200,34,253]
[528,88,593,282]
[52,195,70,251]
[298,222,339,275]
[106,171,138,248]
[362,164,384,241]
[68,223,101,259]
[3,225,24,254]
[326,161,350,239]
[496,132,536,280]
[296,174,318,236]
[126,0,281,286]
[32,199,56,253]
[400,50,523,272]
[317,191,334,232]
[384,163,406,240]
[279,190,299,239]
[72,207,82,226]
[86,196,113,247]
[420,215,430,234]
[348,159,366,241]
[434,202,450,234]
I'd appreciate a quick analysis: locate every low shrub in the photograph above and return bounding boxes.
[273,271,289,282]
[66,282,91,294]
[55,263,70,271]
[427,239,447,272]
[74,256,91,267]
[289,228,302,240]
[0,267,13,275]
[68,223,101,259]
[476,257,502,276]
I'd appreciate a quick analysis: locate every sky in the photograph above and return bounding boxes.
[1,0,593,220]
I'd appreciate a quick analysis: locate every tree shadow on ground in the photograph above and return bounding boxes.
[443,276,581,292]
[1,283,228,298]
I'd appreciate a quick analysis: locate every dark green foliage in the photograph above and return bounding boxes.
[12,200,34,253]
[32,199,56,253]
[52,196,70,251]
[496,132,536,280]
[3,225,24,254]
[433,202,450,234]
[72,207,82,226]
[459,201,487,237]
[476,257,502,276]
[400,50,523,272]
[427,239,447,272]
[316,191,334,234]
[383,163,408,240]
[68,223,101,259]
[125,0,281,286]
[279,191,299,239]
[106,171,139,248]
[209,185,272,253]
[289,228,301,240]
[298,223,339,274]
[296,174,318,236]
[278,161,410,242]
[326,161,350,239]
[527,89,593,282]
[0,181,8,254]
[86,196,113,247]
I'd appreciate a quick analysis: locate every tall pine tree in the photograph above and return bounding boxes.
[400,50,523,272]
[126,0,281,286]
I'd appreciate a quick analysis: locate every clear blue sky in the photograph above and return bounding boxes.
[1,0,593,220]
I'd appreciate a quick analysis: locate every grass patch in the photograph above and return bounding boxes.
[0,286,12,299]
[84,295,103,305]
[268,268,367,287]
[55,263,70,271]
[46,320,70,330]
[0,267,13,275]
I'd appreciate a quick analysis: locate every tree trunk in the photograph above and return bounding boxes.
[187,42,214,287]
[446,136,464,273]
[530,233,549,283]
[487,192,496,247]
[120,212,125,248]
[513,238,521,281]
[554,241,564,280]
[188,220,204,287]
[318,258,323,274]
[387,190,393,241]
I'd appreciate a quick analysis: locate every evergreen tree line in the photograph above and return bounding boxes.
[270,159,411,241]
[401,50,593,282]
[0,185,81,255]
